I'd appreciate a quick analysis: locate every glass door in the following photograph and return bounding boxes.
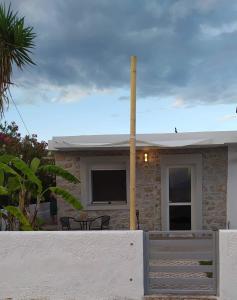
[168,167,192,230]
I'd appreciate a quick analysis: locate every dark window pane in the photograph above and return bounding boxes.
[169,168,191,203]
[92,170,127,203]
[169,205,191,230]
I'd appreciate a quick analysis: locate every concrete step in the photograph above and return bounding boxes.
[144,296,217,300]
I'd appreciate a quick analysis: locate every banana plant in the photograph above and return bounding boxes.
[0,154,83,230]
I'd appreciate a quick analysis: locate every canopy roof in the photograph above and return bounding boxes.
[48,131,237,151]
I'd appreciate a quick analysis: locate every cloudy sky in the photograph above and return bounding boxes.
[4,0,237,141]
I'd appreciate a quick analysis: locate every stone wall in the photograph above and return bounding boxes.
[202,148,227,229]
[54,147,227,231]
[55,151,131,230]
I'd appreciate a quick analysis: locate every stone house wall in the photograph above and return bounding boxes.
[54,147,227,230]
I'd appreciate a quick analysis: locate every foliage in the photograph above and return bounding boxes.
[39,165,79,184]
[199,260,213,278]
[4,205,32,230]
[49,187,83,211]
[0,122,50,206]
[0,155,83,230]
[0,185,8,194]
[0,3,36,115]
[0,121,48,163]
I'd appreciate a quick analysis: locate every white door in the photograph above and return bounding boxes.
[161,155,202,231]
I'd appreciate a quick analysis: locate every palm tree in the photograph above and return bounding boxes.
[0,3,36,116]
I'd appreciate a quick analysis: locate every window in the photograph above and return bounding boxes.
[80,156,129,208]
[169,168,191,203]
[168,167,192,230]
[91,170,127,203]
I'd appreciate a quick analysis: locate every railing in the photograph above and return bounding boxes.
[144,230,218,296]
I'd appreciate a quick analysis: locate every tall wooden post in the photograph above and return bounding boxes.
[130,56,137,230]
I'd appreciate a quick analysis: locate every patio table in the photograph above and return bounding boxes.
[74,217,95,230]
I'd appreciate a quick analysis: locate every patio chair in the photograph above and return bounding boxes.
[60,216,77,230]
[90,215,110,230]
[136,209,140,230]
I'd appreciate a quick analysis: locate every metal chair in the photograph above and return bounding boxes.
[60,217,76,230]
[90,215,110,230]
[136,209,140,230]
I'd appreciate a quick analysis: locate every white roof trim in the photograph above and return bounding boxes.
[48,131,237,151]
[149,138,211,147]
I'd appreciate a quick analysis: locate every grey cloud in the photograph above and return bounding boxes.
[118,96,129,101]
[6,0,237,105]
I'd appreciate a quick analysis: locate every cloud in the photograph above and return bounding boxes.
[12,81,112,105]
[201,21,237,38]
[218,114,237,122]
[5,0,237,105]
[172,98,185,108]
[118,96,129,101]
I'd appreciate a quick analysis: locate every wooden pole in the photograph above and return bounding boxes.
[130,56,137,230]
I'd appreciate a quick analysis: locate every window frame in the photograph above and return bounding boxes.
[80,156,130,210]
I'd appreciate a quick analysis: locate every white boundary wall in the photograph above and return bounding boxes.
[0,231,144,300]
[219,230,237,300]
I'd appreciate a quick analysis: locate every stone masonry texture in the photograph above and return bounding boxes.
[54,147,227,231]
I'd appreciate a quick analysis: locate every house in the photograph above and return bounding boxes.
[48,131,237,231]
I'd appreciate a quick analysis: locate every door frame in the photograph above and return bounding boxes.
[160,154,202,230]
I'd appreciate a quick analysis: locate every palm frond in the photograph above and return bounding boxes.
[0,154,16,163]
[0,169,4,185]
[4,205,32,230]
[0,185,8,195]
[30,157,40,173]
[6,176,20,193]
[11,157,42,193]
[0,161,20,177]
[49,187,83,211]
[39,165,80,184]
[0,3,36,116]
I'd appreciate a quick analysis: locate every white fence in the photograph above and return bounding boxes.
[2,229,237,299]
[219,230,237,300]
[0,231,144,300]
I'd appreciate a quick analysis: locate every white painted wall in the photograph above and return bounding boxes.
[219,230,237,300]
[0,231,144,300]
[227,145,237,229]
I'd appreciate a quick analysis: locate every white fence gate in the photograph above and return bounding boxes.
[144,231,218,295]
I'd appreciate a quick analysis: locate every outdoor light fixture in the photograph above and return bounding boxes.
[144,152,148,163]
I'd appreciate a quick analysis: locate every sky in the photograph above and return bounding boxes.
[3,0,237,142]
